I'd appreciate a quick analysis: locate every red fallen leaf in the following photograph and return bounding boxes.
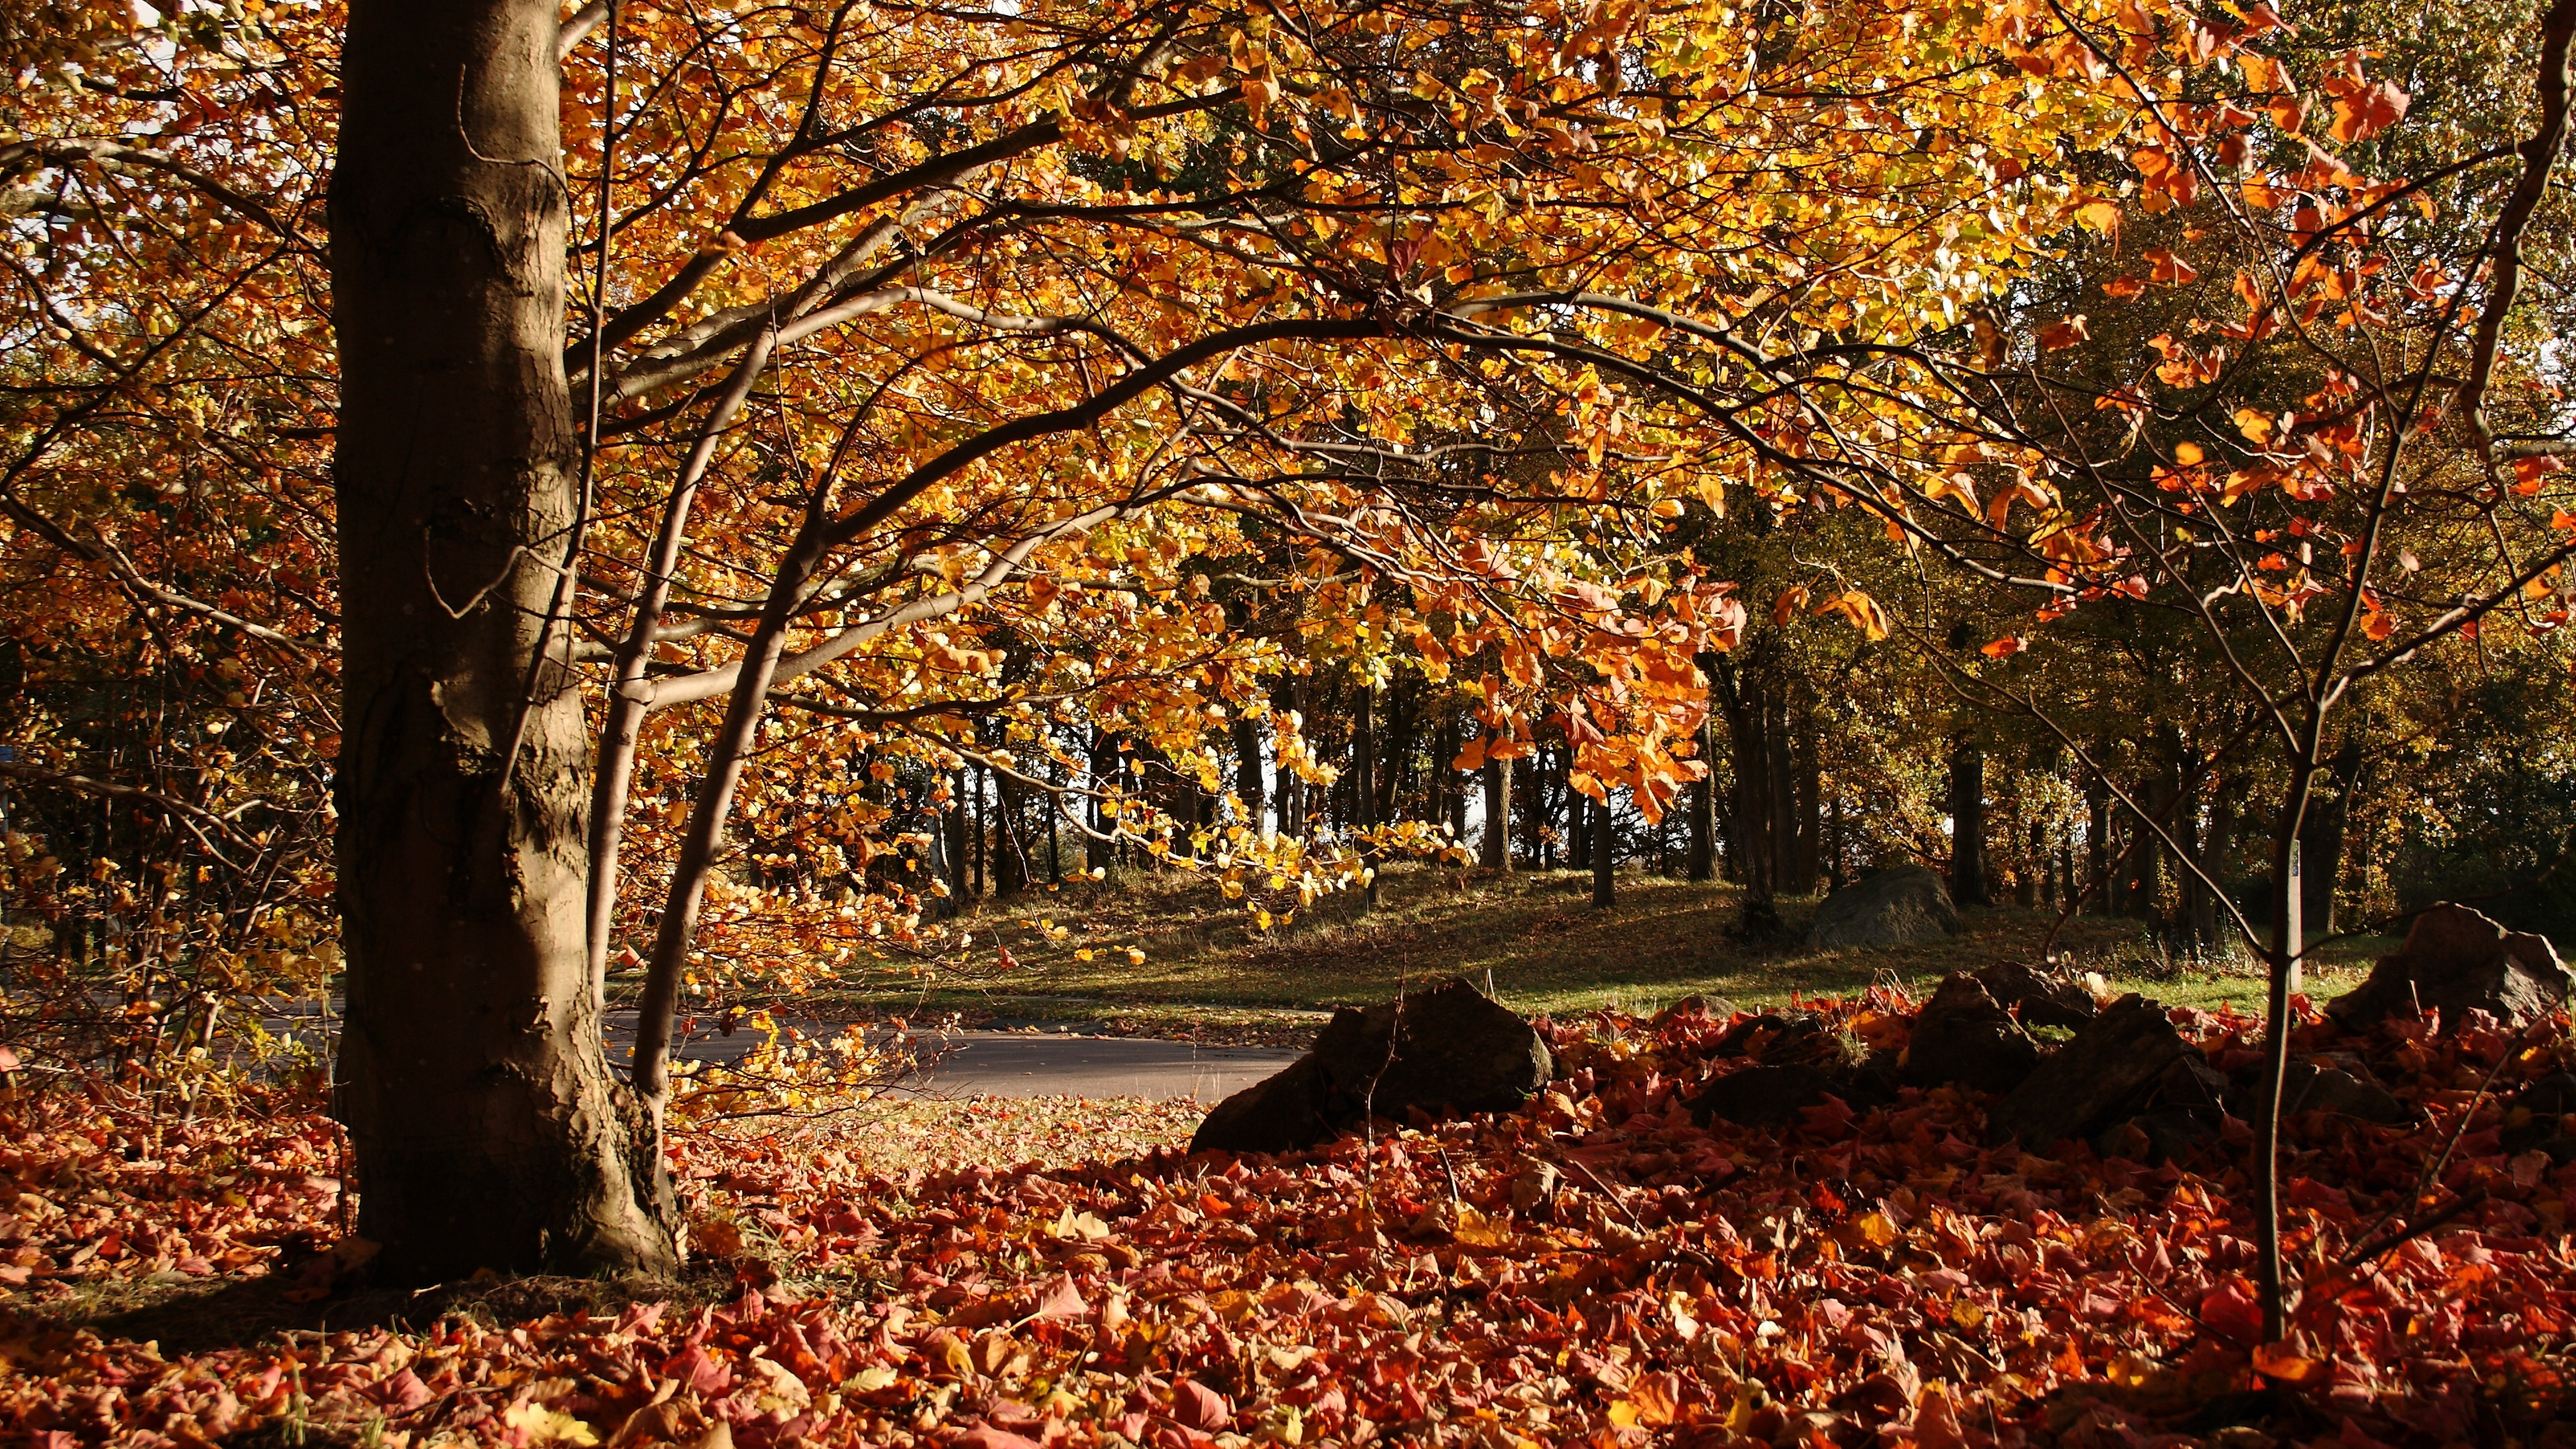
[1032,1273,1087,1320]
[2200,1277,2265,1345]
[368,1367,435,1411]
[1797,1093,1856,1137]
[2253,1338,2326,1383]
[663,1343,733,1395]
[1171,1378,1232,1432]
[954,1430,1044,1449]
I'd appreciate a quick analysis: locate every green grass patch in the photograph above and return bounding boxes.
[814,864,2395,1036]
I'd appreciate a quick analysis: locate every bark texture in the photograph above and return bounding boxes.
[331,0,676,1279]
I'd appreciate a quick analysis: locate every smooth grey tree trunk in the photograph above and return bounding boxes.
[331,0,676,1279]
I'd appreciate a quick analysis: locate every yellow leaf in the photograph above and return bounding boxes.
[502,1403,601,1446]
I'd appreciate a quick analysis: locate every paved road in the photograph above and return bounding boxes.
[619,1014,1303,1102]
[259,1003,1301,1102]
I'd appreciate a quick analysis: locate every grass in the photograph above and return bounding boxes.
[815,863,2400,1040]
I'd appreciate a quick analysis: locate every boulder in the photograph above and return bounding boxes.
[2502,1071,2576,1158]
[1987,995,2193,1148]
[1708,1011,1846,1068]
[2096,1108,2222,1167]
[1191,977,1550,1154]
[2326,902,2570,1033]
[1902,974,2040,1094]
[1688,1064,1844,1130]
[1972,961,2099,1031]
[1809,865,1960,951]
[2261,1060,2416,1127]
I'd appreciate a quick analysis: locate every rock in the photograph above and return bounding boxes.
[1688,1063,1843,1129]
[1709,1011,1846,1067]
[1972,961,2099,1031]
[1191,977,1550,1154]
[1902,974,2040,1094]
[1188,1055,1336,1155]
[2096,1108,2222,1166]
[2502,1072,2576,1155]
[2273,1061,2414,1126]
[1987,995,2192,1148]
[1809,865,1960,951]
[2326,902,2571,1033]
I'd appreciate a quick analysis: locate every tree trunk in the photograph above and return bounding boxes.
[1084,732,1111,871]
[996,767,1028,897]
[1354,682,1377,910]
[1714,663,1774,896]
[1481,755,1513,871]
[1379,678,1412,822]
[1789,694,1820,894]
[1686,721,1716,881]
[2085,766,2110,914]
[331,0,674,1280]
[1233,716,1266,833]
[1523,747,1551,869]
[1948,739,1987,907]
[1591,790,1615,908]
[2301,736,2361,936]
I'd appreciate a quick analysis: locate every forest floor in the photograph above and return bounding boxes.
[7,984,2571,1448]
[804,865,2400,1046]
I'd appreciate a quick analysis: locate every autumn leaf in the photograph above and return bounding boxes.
[2040,315,2092,351]
[1772,584,1811,625]
[2329,79,2410,144]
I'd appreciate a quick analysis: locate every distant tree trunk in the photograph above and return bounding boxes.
[1442,714,1468,841]
[1687,721,1716,881]
[1788,695,1820,894]
[1591,790,1616,908]
[331,0,674,1279]
[1232,715,1265,833]
[1380,678,1413,822]
[1354,683,1377,910]
[1828,793,1847,891]
[1085,731,1112,871]
[1481,755,1513,871]
[1570,787,1591,871]
[1949,739,1988,906]
[971,763,987,895]
[995,768,1028,897]
[947,769,972,899]
[2085,767,2110,914]
[1525,737,1546,861]
[2194,778,2240,945]
[1713,661,1776,896]
[1047,755,1064,885]
[2302,737,2361,936]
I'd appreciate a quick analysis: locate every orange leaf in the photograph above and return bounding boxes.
[2039,315,2090,352]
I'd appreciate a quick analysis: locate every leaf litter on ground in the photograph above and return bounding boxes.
[4,991,2575,1448]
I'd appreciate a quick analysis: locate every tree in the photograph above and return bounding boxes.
[9,0,2327,1281]
[329,0,675,1278]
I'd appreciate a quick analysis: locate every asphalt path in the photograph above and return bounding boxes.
[655,1020,1299,1103]
[261,1003,1301,1104]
